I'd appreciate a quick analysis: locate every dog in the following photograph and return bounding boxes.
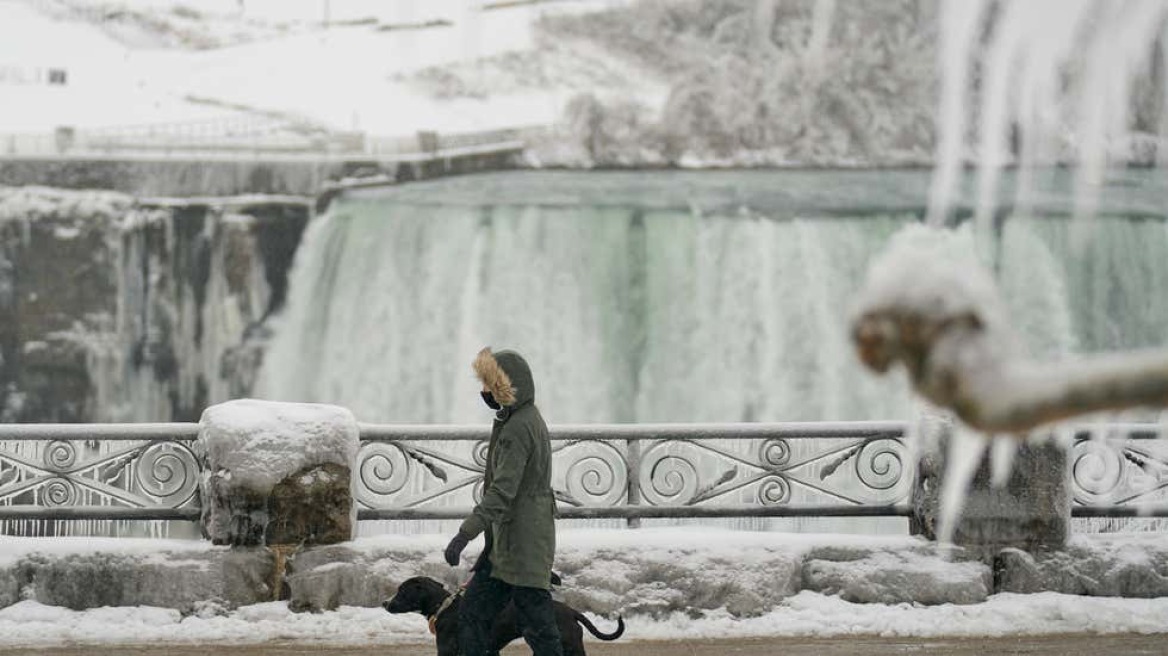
[383,575,624,656]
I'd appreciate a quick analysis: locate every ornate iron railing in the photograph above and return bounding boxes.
[0,421,1164,523]
[0,423,202,520]
[356,422,913,521]
[0,422,913,522]
[1069,425,1168,518]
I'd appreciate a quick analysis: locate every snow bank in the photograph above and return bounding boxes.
[281,529,983,615]
[3,589,1168,647]
[0,530,1167,646]
[626,591,1168,640]
[0,599,424,648]
[804,549,990,605]
[0,537,217,569]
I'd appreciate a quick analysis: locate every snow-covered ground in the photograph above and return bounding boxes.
[5,589,1168,647]
[1,529,1167,647]
[1,0,651,138]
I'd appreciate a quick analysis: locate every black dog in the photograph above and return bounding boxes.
[383,576,624,656]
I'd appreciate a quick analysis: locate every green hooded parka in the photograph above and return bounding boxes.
[459,348,557,590]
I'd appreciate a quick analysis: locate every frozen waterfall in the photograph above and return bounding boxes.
[256,170,1167,426]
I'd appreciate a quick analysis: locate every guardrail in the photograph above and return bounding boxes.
[0,422,1163,525]
[356,422,913,522]
[1,122,546,162]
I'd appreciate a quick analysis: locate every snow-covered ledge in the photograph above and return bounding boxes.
[197,400,360,547]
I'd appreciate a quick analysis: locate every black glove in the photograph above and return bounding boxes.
[444,532,471,566]
[550,571,562,586]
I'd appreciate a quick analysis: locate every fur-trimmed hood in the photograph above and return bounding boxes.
[472,347,535,408]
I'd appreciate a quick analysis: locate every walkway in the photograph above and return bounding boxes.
[1,634,1166,655]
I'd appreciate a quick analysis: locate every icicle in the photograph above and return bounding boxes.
[989,436,1017,488]
[936,426,987,544]
[926,0,986,228]
[806,0,836,61]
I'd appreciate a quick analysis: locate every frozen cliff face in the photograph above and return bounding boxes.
[0,186,310,424]
[0,187,128,422]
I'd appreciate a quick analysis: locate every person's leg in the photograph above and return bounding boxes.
[459,569,511,656]
[512,586,564,656]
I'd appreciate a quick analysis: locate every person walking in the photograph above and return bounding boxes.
[444,347,563,656]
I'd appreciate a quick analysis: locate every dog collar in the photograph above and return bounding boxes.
[427,588,464,636]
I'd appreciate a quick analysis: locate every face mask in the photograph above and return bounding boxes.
[480,391,501,410]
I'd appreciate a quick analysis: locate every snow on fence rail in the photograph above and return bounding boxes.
[0,422,1162,525]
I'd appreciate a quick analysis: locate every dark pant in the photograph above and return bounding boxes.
[459,563,564,656]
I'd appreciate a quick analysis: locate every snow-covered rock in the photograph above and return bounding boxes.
[0,539,274,613]
[23,549,274,612]
[554,540,802,618]
[197,399,360,546]
[802,550,991,605]
[285,542,458,613]
[1,529,1168,627]
[288,531,907,616]
[997,535,1168,597]
[0,567,19,609]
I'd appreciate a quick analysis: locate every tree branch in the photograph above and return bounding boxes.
[851,225,1168,435]
[853,309,1168,434]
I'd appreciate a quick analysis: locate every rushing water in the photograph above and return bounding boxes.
[257,169,1168,426]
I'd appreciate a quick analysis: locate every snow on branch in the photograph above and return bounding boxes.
[851,225,1168,435]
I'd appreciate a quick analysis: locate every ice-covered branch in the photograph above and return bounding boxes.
[851,225,1168,435]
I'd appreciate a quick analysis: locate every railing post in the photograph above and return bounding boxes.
[626,438,641,529]
[912,425,1069,557]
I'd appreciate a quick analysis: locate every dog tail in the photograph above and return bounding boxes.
[575,613,624,641]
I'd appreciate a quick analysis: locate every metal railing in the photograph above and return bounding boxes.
[0,422,911,523]
[1,121,545,162]
[0,421,1163,524]
[356,422,912,522]
[1069,424,1168,518]
[0,423,201,521]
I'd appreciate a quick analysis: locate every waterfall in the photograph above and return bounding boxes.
[1003,217,1168,355]
[258,175,931,424]
[257,170,1168,424]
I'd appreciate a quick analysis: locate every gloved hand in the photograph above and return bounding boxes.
[444,531,471,566]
